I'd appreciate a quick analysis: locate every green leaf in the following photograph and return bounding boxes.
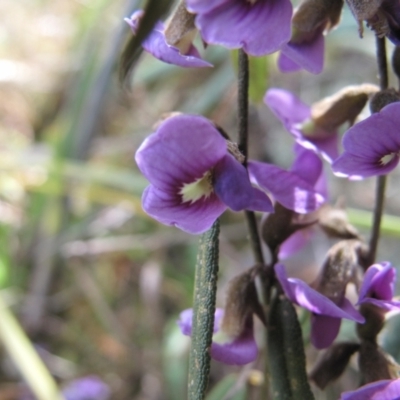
[205,374,246,400]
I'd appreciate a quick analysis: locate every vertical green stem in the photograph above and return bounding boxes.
[367,37,389,266]
[188,220,220,400]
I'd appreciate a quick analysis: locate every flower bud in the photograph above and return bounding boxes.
[221,266,265,338]
[369,88,400,113]
[164,1,196,54]
[312,240,366,303]
[358,340,395,383]
[310,84,379,132]
[309,342,360,389]
[318,204,361,240]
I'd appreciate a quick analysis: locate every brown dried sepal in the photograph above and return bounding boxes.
[356,303,386,341]
[292,0,344,35]
[221,265,265,338]
[318,204,361,240]
[164,1,196,53]
[312,240,367,303]
[358,340,399,383]
[309,342,360,389]
[311,84,379,131]
[261,203,317,257]
[369,88,400,113]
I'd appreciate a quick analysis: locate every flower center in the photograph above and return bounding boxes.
[246,0,258,4]
[179,171,213,203]
[379,152,397,166]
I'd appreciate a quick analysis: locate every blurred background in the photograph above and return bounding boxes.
[1,0,400,399]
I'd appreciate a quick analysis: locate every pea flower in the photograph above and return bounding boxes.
[178,308,258,365]
[185,0,293,56]
[340,378,400,400]
[135,114,273,234]
[332,102,400,178]
[358,262,400,311]
[264,88,339,163]
[275,263,365,349]
[125,10,212,68]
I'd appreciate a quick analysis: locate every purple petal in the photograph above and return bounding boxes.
[275,264,364,322]
[214,155,273,212]
[291,145,323,186]
[311,314,341,349]
[264,88,310,128]
[142,186,226,234]
[358,262,395,302]
[193,0,292,56]
[248,161,325,213]
[211,325,258,365]
[277,52,303,72]
[360,298,400,311]
[341,379,400,400]
[62,376,110,400]
[125,14,212,68]
[332,102,400,177]
[186,0,228,14]
[279,29,325,74]
[178,308,224,336]
[279,228,315,259]
[136,115,227,192]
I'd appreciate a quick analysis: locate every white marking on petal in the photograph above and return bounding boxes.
[179,171,213,203]
[380,152,396,166]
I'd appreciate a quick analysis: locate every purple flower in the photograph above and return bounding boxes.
[264,89,339,163]
[358,262,400,311]
[340,378,400,400]
[178,308,258,365]
[278,26,325,74]
[125,10,212,68]
[135,114,273,234]
[186,0,292,56]
[332,102,400,178]
[275,264,365,349]
[62,376,111,400]
[248,145,326,214]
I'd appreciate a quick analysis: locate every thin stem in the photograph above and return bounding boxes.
[367,37,389,266]
[188,220,220,400]
[376,37,388,90]
[238,49,250,165]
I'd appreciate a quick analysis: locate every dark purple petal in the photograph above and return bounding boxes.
[311,314,341,349]
[142,186,226,234]
[332,102,400,177]
[278,28,325,74]
[136,115,227,192]
[341,378,400,400]
[358,262,395,302]
[214,155,273,212]
[275,264,364,322]
[211,325,258,365]
[248,161,325,213]
[193,0,292,56]
[125,14,212,68]
[62,376,110,400]
[279,228,315,259]
[186,0,228,13]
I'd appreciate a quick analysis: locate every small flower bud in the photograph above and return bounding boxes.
[318,204,361,240]
[369,88,400,113]
[309,342,360,389]
[164,1,196,53]
[358,340,396,383]
[221,266,264,338]
[310,84,379,131]
[356,303,386,341]
[392,46,400,80]
[312,240,366,303]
